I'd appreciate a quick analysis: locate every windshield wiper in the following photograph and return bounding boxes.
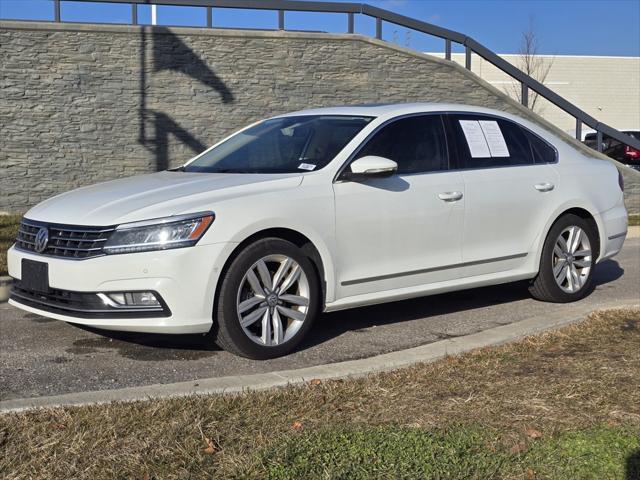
[209,169,264,174]
[214,169,244,173]
[167,165,185,172]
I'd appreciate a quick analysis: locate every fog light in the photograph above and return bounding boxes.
[129,292,159,306]
[107,293,126,305]
[98,291,161,308]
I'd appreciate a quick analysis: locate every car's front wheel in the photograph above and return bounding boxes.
[529,213,598,303]
[212,238,320,359]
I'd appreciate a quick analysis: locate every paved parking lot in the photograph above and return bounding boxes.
[1,238,638,402]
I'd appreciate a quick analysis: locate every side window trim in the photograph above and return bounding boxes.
[443,114,463,170]
[442,112,558,171]
[334,112,452,182]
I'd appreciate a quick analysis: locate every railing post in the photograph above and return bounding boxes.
[375,17,382,39]
[596,131,604,153]
[347,12,354,33]
[521,83,529,108]
[131,3,138,25]
[575,119,582,141]
[53,0,61,22]
[465,45,471,69]
[278,10,285,30]
[445,39,451,60]
[206,6,212,28]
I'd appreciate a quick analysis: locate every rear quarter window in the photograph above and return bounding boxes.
[526,130,557,164]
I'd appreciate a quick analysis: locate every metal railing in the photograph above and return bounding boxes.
[6,0,640,152]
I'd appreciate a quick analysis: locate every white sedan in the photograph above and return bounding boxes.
[8,103,628,359]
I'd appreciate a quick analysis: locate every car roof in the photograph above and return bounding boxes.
[276,102,528,120]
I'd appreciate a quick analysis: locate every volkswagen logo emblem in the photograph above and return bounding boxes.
[34,227,49,253]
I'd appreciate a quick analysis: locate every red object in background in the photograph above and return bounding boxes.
[624,145,640,159]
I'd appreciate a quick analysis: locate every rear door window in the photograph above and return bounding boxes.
[446,114,538,169]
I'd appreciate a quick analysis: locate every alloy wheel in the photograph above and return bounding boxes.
[236,254,310,346]
[552,226,592,293]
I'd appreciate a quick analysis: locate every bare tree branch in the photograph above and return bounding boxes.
[506,16,555,113]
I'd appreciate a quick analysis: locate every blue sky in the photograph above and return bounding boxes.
[1,0,639,56]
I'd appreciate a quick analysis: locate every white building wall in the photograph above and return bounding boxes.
[429,53,640,135]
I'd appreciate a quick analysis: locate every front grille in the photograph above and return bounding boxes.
[16,219,115,259]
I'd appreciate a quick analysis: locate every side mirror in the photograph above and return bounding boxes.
[343,156,398,180]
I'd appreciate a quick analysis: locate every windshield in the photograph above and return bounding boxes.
[183,115,373,174]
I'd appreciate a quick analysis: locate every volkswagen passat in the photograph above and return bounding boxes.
[8,104,628,359]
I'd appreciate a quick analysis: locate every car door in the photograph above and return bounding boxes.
[445,113,559,273]
[332,114,465,300]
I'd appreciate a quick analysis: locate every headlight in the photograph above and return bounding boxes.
[104,212,214,254]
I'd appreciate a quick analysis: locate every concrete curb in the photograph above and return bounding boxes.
[1,299,637,413]
[627,225,640,238]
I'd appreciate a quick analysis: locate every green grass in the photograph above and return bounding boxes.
[0,214,21,276]
[258,425,640,480]
[521,426,640,480]
[260,425,505,480]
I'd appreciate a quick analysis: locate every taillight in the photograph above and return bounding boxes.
[618,170,624,192]
[624,145,640,159]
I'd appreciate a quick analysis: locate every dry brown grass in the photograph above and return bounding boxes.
[1,308,638,479]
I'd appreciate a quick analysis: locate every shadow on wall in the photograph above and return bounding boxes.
[138,27,234,171]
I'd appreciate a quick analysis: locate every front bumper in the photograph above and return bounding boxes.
[7,242,237,334]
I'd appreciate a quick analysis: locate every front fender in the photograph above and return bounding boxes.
[227,218,338,303]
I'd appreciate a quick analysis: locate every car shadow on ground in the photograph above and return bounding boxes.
[70,259,624,356]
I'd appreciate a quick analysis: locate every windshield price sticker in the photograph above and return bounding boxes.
[298,163,316,171]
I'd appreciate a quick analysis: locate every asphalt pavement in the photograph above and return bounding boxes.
[1,238,638,402]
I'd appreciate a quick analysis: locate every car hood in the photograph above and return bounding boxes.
[26,171,303,226]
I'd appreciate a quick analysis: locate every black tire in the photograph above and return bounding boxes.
[529,213,598,303]
[211,237,320,359]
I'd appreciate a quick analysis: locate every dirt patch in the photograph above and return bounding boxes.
[47,356,71,364]
[66,337,218,361]
[26,315,56,323]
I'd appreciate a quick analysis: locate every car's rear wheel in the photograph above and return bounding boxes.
[212,238,320,359]
[529,214,598,303]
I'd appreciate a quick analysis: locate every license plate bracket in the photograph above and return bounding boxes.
[21,259,50,293]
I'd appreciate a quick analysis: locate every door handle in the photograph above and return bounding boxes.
[438,191,463,202]
[534,182,555,192]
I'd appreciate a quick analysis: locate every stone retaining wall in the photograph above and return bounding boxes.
[1,21,638,213]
